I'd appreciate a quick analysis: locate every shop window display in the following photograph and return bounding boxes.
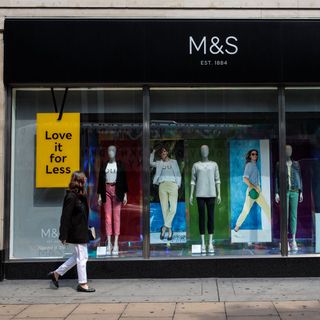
[150,88,280,257]
[11,89,143,259]
[284,88,320,254]
[13,87,318,260]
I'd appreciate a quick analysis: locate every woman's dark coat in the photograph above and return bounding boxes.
[59,190,89,244]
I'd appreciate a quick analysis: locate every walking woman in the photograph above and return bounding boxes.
[234,149,271,232]
[48,171,95,293]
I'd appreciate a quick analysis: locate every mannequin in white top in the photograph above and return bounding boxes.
[98,145,128,256]
[190,145,221,254]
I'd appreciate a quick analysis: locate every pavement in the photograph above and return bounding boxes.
[0,278,320,319]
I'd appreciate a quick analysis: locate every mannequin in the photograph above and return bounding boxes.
[275,145,303,251]
[98,145,128,256]
[190,145,221,254]
[150,145,181,241]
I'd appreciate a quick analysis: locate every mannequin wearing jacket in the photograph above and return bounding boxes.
[98,145,128,256]
[275,145,303,251]
[190,145,221,254]
[150,146,181,241]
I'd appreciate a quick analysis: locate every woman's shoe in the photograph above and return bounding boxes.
[48,272,59,288]
[160,226,166,240]
[167,229,174,241]
[77,284,96,293]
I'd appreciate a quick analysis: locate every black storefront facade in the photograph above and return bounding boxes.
[2,19,320,280]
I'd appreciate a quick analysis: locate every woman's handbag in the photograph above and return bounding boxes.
[249,188,260,200]
[88,226,96,241]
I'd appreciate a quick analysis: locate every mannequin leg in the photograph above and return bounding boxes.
[206,198,215,235]
[279,192,291,252]
[208,234,215,253]
[112,191,122,256]
[197,198,206,236]
[201,234,206,253]
[113,235,119,256]
[291,233,298,251]
[105,185,113,255]
[105,185,113,251]
[289,191,299,251]
[106,235,112,255]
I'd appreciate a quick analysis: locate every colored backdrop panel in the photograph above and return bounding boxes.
[150,140,186,244]
[230,139,272,243]
[271,139,313,240]
[85,132,143,249]
[99,139,142,242]
[150,202,186,244]
[184,139,230,241]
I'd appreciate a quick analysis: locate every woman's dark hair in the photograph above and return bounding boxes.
[69,171,86,194]
[245,149,259,163]
[158,145,169,156]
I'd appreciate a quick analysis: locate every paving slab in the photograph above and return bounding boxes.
[218,278,320,301]
[72,303,127,314]
[175,302,225,314]
[0,305,28,316]
[66,315,119,320]
[174,314,226,320]
[120,318,172,320]
[225,302,278,316]
[279,312,320,320]
[227,317,280,320]
[273,300,320,312]
[13,318,64,320]
[14,304,78,319]
[121,302,176,317]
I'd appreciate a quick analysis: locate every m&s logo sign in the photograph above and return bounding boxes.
[189,36,239,55]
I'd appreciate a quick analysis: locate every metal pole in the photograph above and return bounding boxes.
[278,86,288,256]
[142,86,150,259]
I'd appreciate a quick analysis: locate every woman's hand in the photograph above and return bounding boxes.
[61,240,67,245]
[253,185,260,193]
[98,195,102,206]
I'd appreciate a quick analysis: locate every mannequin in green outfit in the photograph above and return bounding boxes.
[275,145,303,252]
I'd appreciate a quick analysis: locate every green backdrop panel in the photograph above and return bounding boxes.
[184,140,230,241]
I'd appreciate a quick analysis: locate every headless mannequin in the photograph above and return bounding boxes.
[275,145,303,251]
[190,145,221,254]
[98,146,127,255]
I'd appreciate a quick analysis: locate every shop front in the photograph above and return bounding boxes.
[2,19,320,279]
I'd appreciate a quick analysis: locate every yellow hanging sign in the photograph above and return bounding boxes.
[36,113,80,188]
